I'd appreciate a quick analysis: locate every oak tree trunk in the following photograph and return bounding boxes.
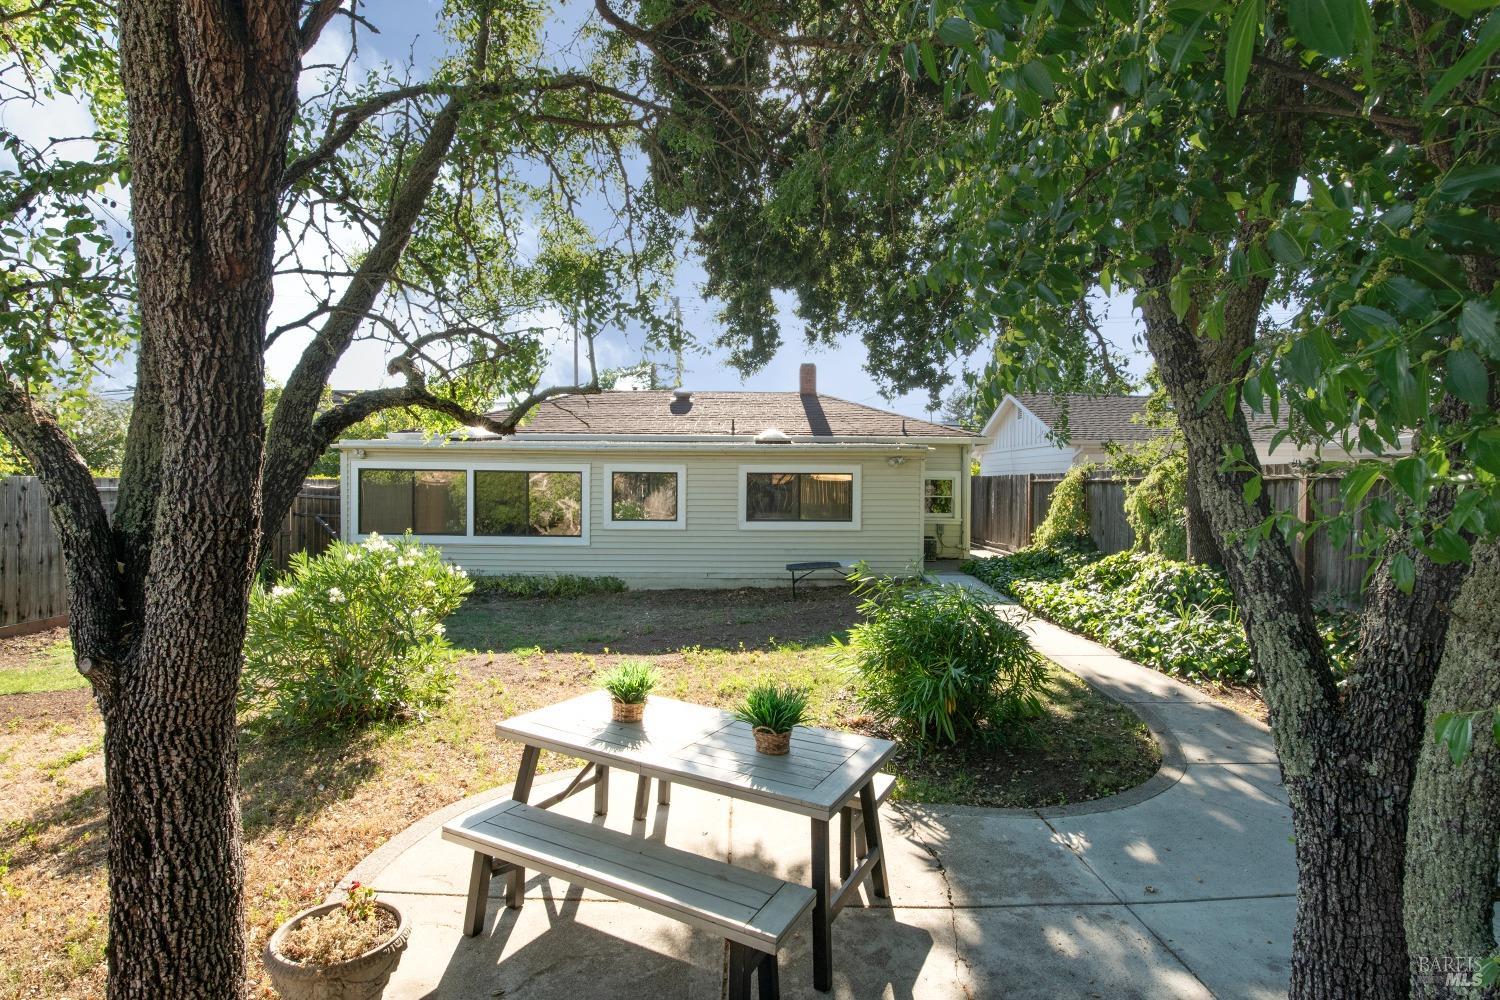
[1183,449,1222,566]
[1139,257,1464,1000]
[1404,540,1500,999]
[99,3,301,996]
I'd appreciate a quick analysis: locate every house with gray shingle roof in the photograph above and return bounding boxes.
[335,364,984,588]
[974,392,1397,475]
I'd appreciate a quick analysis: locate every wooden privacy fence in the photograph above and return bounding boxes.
[0,477,341,634]
[970,468,1369,605]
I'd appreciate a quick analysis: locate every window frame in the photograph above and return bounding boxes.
[602,463,687,530]
[923,472,960,522]
[474,468,587,540]
[348,457,590,545]
[736,464,861,531]
[354,465,469,538]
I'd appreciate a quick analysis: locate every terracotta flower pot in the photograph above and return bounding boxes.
[612,698,645,723]
[264,900,410,1000]
[753,726,791,755]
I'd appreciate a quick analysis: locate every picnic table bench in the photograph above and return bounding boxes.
[785,561,850,597]
[445,798,813,999]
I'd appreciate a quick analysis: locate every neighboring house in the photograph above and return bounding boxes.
[974,393,1398,476]
[337,364,984,588]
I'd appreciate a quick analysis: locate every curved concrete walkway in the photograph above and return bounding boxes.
[350,578,1293,999]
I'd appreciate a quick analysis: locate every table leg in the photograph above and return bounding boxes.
[462,850,492,937]
[811,817,832,992]
[858,780,888,899]
[594,764,610,816]
[839,807,853,881]
[507,745,541,909]
[633,774,651,822]
[658,779,672,806]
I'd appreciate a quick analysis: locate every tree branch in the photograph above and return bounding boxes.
[299,0,345,55]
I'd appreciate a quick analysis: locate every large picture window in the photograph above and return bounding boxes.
[474,470,583,537]
[745,472,854,522]
[611,471,679,522]
[357,468,466,535]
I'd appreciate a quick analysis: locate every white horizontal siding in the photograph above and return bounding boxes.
[341,444,925,588]
[976,407,1076,475]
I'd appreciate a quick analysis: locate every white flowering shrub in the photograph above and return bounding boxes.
[242,534,473,728]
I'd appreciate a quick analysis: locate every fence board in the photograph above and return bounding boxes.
[0,477,340,631]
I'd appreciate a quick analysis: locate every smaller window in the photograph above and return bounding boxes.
[612,471,678,522]
[925,476,957,517]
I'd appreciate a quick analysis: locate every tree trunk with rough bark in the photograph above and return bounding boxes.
[1404,540,1500,1000]
[1183,449,1222,566]
[96,4,301,996]
[1139,252,1465,1000]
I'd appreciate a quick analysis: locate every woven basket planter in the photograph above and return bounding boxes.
[264,901,410,1000]
[753,727,791,755]
[612,698,646,723]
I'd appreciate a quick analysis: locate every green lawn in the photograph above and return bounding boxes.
[0,637,85,695]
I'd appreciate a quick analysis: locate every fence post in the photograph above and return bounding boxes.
[1297,475,1316,594]
[1023,474,1033,546]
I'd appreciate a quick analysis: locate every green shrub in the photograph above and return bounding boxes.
[471,573,627,599]
[734,682,810,734]
[1012,551,1358,684]
[839,573,1047,747]
[242,534,471,728]
[1032,463,1094,549]
[960,538,1099,596]
[597,660,658,704]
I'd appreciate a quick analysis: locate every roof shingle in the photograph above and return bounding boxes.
[486,391,970,439]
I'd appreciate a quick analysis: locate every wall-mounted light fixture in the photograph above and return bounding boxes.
[886,456,907,467]
[352,448,366,460]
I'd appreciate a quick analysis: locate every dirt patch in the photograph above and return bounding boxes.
[0,687,95,726]
[0,626,69,671]
[1200,682,1270,724]
[447,585,861,656]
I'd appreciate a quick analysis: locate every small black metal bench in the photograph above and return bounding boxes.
[785,561,849,597]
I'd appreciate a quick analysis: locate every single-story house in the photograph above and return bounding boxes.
[974,393,1398,476]
[337,365,983,589]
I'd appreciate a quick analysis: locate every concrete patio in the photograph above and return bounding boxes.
[343,584,1295,999]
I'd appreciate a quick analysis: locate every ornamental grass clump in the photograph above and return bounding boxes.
[597,660,658,721]
[242,534,472,729]
[840,569,1047,748]
[735,683,810,754]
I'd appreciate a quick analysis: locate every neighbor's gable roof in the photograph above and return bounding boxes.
[988,391,1292,446]
[485,391,974,440]
[999,393,1159,444]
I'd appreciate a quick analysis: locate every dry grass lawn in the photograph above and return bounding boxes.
[0,585,1159,999]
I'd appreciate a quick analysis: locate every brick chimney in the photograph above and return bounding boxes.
[798,362,817,395]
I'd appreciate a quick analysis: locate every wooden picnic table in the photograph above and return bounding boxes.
[495,690,896,992]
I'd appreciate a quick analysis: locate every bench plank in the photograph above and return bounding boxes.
[444,799,814,952]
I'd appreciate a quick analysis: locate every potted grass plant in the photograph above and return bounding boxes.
[735,682,810,755]
[264,883,410,1000]
[597,660,658,722]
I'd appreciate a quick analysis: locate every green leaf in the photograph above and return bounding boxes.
[1390,550,1416,593]
[1459,299,1500,359]
[1286,0,1360,56]
[1432,0,1500,14]
[1422,527,1471,565]
[1243,475,1263,504]
[1445,349,1490,407]
[1341,464,1382,509]
[1422,10,1500,111]
[937,16,975,47]
[1433,711,1476,765]
[1021,59,1056,99]
[1224,0,1262,116]
[1267,228,1304,264]
[1391,455,1427,504]
[1428,211,1500,252]
[1436,165,1500,201]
